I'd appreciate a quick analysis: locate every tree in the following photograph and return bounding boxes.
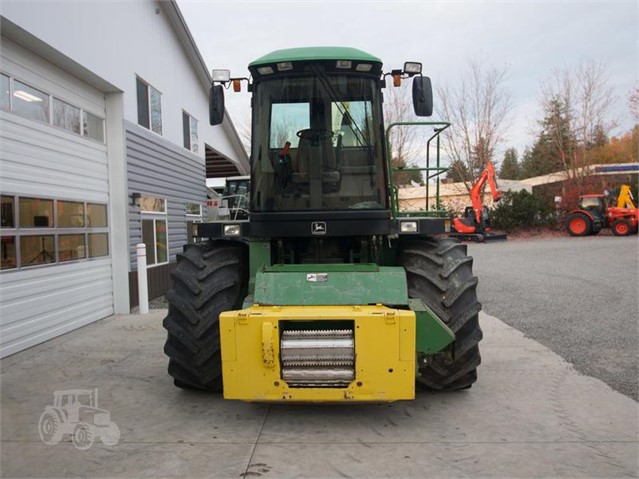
[499,148,520,179]
[384,83,424,186]
[437,58,513,187]
[538,60,616,190]
[446,159,470,183]
[520,96,573,178]
[628,86,639,122]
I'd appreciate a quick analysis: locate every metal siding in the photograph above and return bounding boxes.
[0,260,113,356]
[0,41,113,357]
[125,121,206,268]
[0,112,109,201]
[0,118,113,358]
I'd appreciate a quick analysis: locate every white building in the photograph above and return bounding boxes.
[0,1,249,357]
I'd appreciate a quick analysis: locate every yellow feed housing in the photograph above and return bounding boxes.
[219,304,416,402]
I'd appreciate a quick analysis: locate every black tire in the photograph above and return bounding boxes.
[399,238,482,391]
[163,242,246,392]
[566,213,592,237]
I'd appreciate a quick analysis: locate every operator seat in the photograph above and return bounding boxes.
[291,130,341,185]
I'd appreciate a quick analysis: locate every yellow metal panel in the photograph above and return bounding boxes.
[219,305,416,402]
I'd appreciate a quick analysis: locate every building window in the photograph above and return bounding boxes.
[185,203,202,217]
[140,195,166,214]
[59,234,86,262]
[136,77,162,135]
[83,111,105,142]
[13,80,49,123]
[1,74,105,143]
[1,195,15,228]
[52,97,81,134]
[1,236,16,270]
[182,111,199,153]
[0,74,10,111]
[21,235,55,267]
[142,218,168,266]
[20,197,53,228]
[57,200,85,227]
[0,194,109,271]
[140,195,168,266]
[87,203,108,227]
[88,233,109,258]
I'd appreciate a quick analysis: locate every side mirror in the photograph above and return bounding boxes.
[412,76,433,117]
[209,84,225,125]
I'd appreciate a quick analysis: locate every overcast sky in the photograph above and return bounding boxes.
[177,0,637,161]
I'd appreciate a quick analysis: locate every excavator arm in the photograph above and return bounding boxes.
[615,184,636,209]
[468,161,502,224]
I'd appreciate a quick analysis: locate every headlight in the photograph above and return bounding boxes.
[403,62,422,75]
[224,224,241,236]
[400,221,418,233]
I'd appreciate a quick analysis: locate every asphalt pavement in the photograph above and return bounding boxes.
[469,234,639,401]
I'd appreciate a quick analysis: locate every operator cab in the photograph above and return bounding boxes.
[579,195,606,215]
[251,67,385,213]
[208,47,433,238]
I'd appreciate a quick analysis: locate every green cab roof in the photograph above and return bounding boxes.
[249,46,382,67]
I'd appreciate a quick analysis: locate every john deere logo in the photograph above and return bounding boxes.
[311,222,327,235]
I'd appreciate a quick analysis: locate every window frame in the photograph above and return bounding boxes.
[0,193,110,272]
[182,110,199,153]
[0,72,105,143]
[141,216,169,267]
[136,76,162,135]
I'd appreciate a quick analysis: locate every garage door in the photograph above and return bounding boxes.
[0,37,114,357]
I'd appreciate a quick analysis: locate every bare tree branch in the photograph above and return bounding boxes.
[437,58,512,190]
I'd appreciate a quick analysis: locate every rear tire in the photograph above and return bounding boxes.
[611,218,631,236]
[567,213,592,236]
[163,242,246,392]
[399,238,483,391]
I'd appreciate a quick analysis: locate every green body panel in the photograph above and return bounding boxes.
[250,47,381,67]
[409,298,455,354]
[249,240,272,276]
[254,265,408,306]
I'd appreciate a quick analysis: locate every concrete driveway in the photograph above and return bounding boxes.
[1,309,637,478]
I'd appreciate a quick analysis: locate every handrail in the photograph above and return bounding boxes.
[385,121,451,218]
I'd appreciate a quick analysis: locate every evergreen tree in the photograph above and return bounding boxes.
[521,96,574,178]
[446,159,470,183]
[499,148,520,179]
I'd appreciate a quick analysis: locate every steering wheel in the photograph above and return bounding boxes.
[296,129,333,141]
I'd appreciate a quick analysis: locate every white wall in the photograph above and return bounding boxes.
[0,0,245,165]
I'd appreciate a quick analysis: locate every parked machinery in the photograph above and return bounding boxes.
[566,184,638,237]
[163,47,483,402]
[449,161,507,242]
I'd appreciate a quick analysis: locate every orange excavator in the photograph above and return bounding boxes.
[450,161,507,242]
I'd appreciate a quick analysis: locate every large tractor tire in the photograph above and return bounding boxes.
[566,213,592,236]
[399,238,483,391]
[163,242,246,392]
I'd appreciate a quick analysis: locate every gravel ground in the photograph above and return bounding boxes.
[149,295,168,310]
[468,235,639,401]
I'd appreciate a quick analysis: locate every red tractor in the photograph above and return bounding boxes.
[566,189,638,237]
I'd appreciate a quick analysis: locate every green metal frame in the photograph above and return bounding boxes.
[386,121,451,219]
